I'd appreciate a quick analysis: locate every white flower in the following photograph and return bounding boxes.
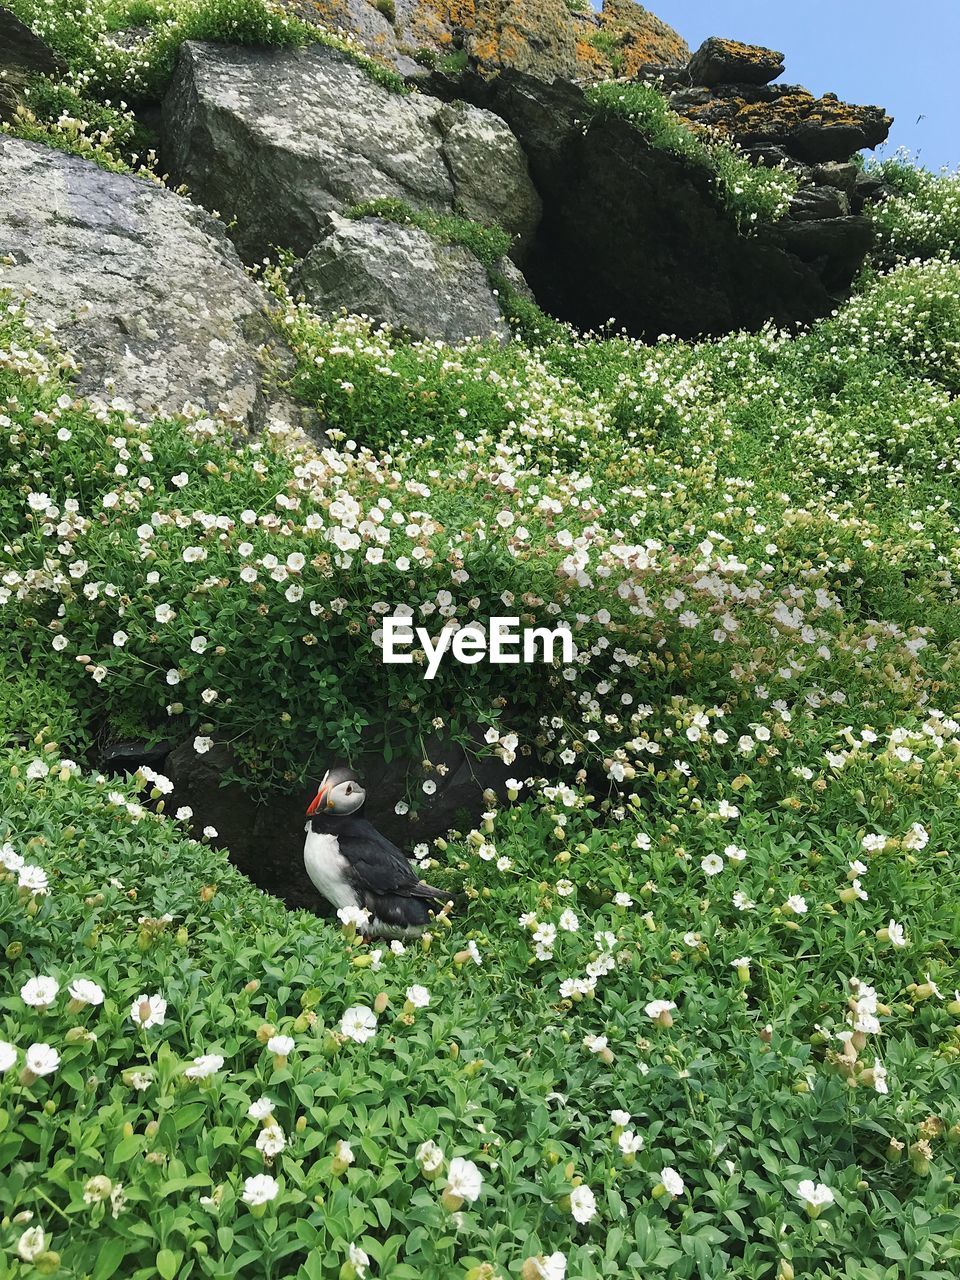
[347,1244,370,1278]
[17,1226,46,1261]
[416,1139,444,1173]
[248,1097,275,1121]
[190,635,208,653]
[619,1130,644,1155]
[610,1109,631,1127]
[340,1006,377,1044]
[256,1123,286,1157]
[193,736,214,755]
[25,1043,59,1077]
[661,1166,685,1197]
[886,919,907,947]
[337,905,371,928]
[796,1179,834,1211]
[130,993,167,1028]
[406,985,430,1008]
[0,1041,17,1072]
[569,1183,597,1223]
[21,975,59,1008]
[113,630,128,647]
[184,1054,225,1080]
[558,909,579,932]
[583,1034,608,1054]
[68,978,104,1006]
[528,1253,566,1280]
[445,1157,483,1203]
[242,1174,279,1206]
[203,826,218,839]
[175,806,193,821]
[26,759,49,781]
[154,603,176,623]
[613,891,633,907]
[785,895,808,915]
[700,854,724,876]
[0,842,23,871]
[645,999,676,1020]
[267,1035,294,1056]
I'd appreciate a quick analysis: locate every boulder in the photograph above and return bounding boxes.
[296,213,511,344]
[788,184,850,222]
[161,41,540,264]
[279,0,688,83]
[671,83,892,164]
[0,137,311,429]
[165,733,527,910]
[428,66,875,340]
[687,37,785,88]
[0,5,65,121]
[0,6,65,78]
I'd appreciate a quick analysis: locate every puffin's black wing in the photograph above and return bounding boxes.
[335,817,446,902]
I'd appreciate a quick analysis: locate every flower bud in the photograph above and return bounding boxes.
[145,1121,159,1140]
[441,1189,464,1212]
[256,1023,276,1045]
[36,1253,61,1275]
[776,1262,794,1280]
[373,992,389,1015]
[200,885,217,903]
[296,1115,307,1134]
[243,979,260,995]
[5,942,22,960]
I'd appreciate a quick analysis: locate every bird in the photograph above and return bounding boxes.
[303,765,452,938]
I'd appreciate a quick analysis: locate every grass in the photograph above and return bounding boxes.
[343,200,513,273]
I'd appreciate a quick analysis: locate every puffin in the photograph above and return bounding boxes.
[303,766,452,937]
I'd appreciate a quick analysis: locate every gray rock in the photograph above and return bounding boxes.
[297,212,511,344]
[809,160,860,193]
[0,137,310,429]
[788,184,850,222]
[161,41,540,263]
[0,6,65,78]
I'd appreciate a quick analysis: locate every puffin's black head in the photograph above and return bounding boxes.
[306,766,366,817]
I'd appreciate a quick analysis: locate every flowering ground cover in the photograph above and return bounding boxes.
[3,5,960,1266]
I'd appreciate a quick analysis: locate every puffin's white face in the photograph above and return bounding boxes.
[307,770,366,817]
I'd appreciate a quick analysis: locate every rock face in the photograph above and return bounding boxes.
[297,213,511,343]
[0,6,65,120]
[429,67,876,339]
[671,82,892,164]
[280,0,689,83]
[0,137,310,427]
[164,734,523,911]
[686,36,784,87]
[162,41,541,263]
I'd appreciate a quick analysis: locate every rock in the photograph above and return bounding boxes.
[430,66,874,340]
[0,5,65,121]
[671,83,892,164]
[771,216,874,290]
[0,6,65,78]
[809,160,860,193]
[788,184,850,221]
[687,36,785,87]
[574,0,690,81]
[165,733,527,910]
[162,41,540,263]
[279,0,688,83]
[296,213,511,344]
[0,137,310,429]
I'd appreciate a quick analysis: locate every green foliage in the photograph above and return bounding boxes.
[488,269,571,345]
[374,0,395,24]
[5,0,407,105]
[585,81,799,230]
[436,49,469,75]
[344,198,513,271]
[866,157,960,269]
[4,155,960,1278]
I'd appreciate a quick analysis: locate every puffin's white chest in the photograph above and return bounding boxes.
[303,826,358,911]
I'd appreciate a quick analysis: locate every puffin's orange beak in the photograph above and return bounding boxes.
[306,785,328,816]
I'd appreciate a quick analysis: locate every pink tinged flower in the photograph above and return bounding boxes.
[242,1174,279,1205]
[130,993,167,1028]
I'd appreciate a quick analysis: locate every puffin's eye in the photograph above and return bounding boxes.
[346,785,353,795]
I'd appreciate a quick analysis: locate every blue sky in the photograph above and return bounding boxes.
[601,1,958,171]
